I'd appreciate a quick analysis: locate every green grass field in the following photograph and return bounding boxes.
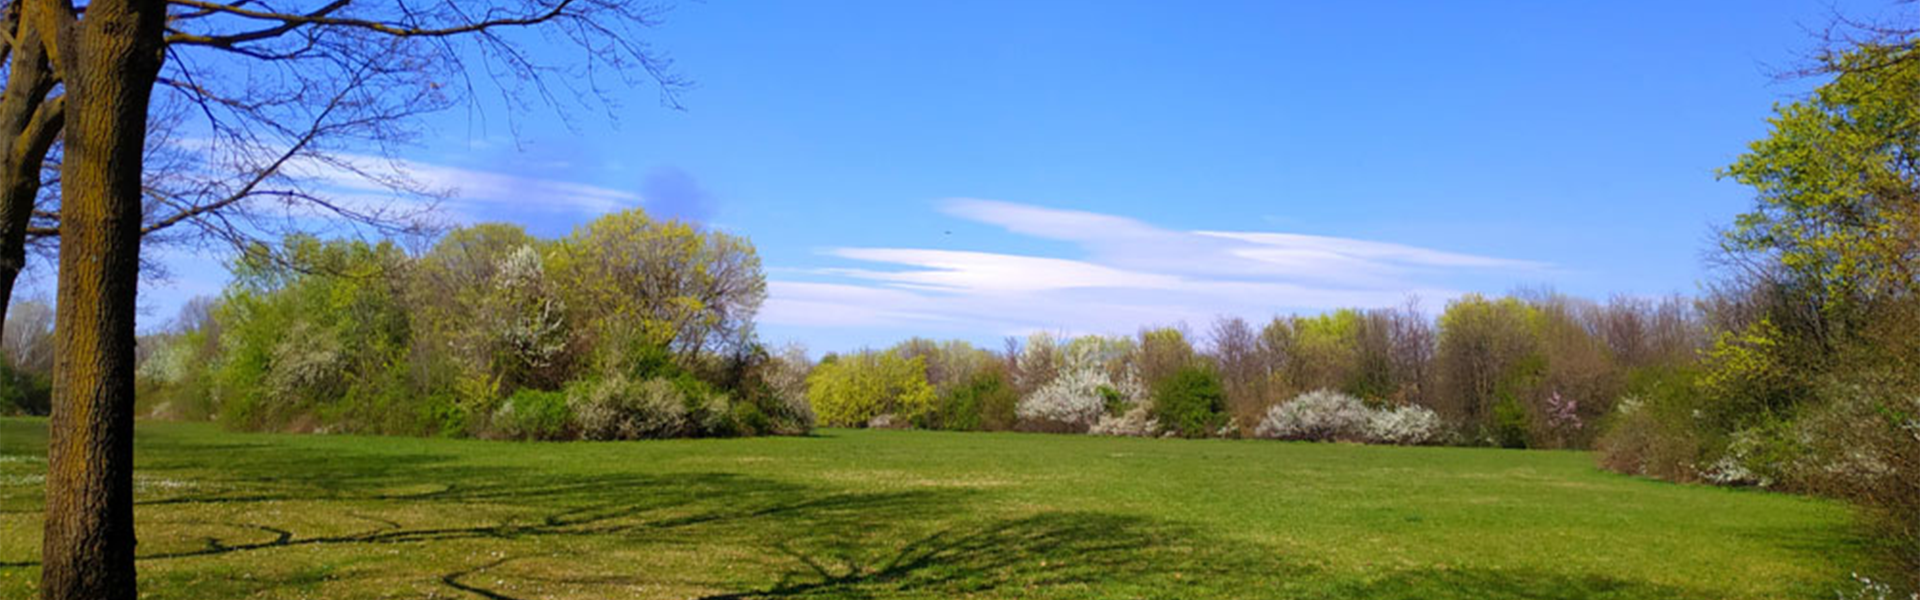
[0,418,1876,599]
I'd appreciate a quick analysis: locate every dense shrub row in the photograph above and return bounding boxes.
[133,210,813,439]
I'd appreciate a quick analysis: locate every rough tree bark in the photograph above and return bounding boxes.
[39,0,167,598]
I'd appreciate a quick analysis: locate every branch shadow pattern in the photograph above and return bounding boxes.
[699,511,1288,599]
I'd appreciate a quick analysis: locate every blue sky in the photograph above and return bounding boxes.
[100,0,1888,352]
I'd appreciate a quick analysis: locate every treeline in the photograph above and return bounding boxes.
[131,209,814,439]
[801,292,1703,451]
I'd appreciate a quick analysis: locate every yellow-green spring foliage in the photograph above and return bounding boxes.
[805,351,937,427]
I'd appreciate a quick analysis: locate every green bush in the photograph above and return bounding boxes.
[972,372,1021,431]
[495,388,574,440]
[1491,394,1530,449]
[417,391,472,438]
[1151,365,1227,438]
[919,384,980,431]
[920,371,1015,431]
[689,392,739,437]
[730,399,771,436]
[1595,396,1702,483]
[0,358,49,416]
[1595,367,1707,481]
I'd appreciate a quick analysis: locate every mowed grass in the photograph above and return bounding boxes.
[0,418,1874,599]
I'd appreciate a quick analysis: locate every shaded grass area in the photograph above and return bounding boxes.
[0,418,1872,599]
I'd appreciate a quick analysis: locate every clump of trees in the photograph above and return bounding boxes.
[135,209,811,440]
[1589,35,1920,584]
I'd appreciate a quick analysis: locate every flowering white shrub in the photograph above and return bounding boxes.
[1013,334,1144,432]
[1089,404,1159,437]
[1017,364,1111,431]
[569,375,688,440]
[1364,404,1445,445]
[1257,389,1447,445]
[1255,389,1370,441]
[1699,427,1776,487]
[264,321,343,402]
[136,338,193,384]
[492,245,570,371]
[1836,572,1919,600]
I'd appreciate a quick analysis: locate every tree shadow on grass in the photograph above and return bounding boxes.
[690,510,1721,600]
[0,423,1758,599]
[697,510,1293,599]
[1328,567,1708,600]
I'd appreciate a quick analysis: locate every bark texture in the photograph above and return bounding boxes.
[40,0,166,598]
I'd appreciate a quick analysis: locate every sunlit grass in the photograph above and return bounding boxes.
[0,417,1872,599]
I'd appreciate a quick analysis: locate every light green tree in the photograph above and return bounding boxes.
[805,351,936,427]
[1719,46,1920,311]
[550,209,766,369]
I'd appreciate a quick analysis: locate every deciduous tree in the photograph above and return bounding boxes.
[15,2,686,597]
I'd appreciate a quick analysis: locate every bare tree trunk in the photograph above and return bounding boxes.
[40,0,165,598]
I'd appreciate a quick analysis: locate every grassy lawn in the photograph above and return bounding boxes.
[0,418,1873,599]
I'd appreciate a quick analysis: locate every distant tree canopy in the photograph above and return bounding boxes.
[137,209,795,439]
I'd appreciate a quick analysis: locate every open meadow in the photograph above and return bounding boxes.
[0,417,1874,599]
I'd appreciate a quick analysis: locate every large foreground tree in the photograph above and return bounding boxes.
[17,1,683,597]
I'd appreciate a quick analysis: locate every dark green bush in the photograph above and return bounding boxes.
[0,358,49,416]
[1491,394,1530,449]
[1151,365,1227,438]
[495,388,574,440]
[921,371,1018,431]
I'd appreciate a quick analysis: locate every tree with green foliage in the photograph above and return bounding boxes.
[212,237,416,432]
[411,224,574,396]
[1151,364,1227,438]
[551,209,766,370]
[1700,39,1920,582]
[1434,295,1540,443]
[805,351,936,427]
[1720,47,1920,314]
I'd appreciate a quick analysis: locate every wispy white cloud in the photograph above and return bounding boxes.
[942,198,1166,242]
[283,152,643,217]
[761,199,1545,340]
[1196,231,1547,270]
[824,248,1183,293]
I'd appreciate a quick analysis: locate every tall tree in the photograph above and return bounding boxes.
[40,3,170,596]
[18,2,685,597]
